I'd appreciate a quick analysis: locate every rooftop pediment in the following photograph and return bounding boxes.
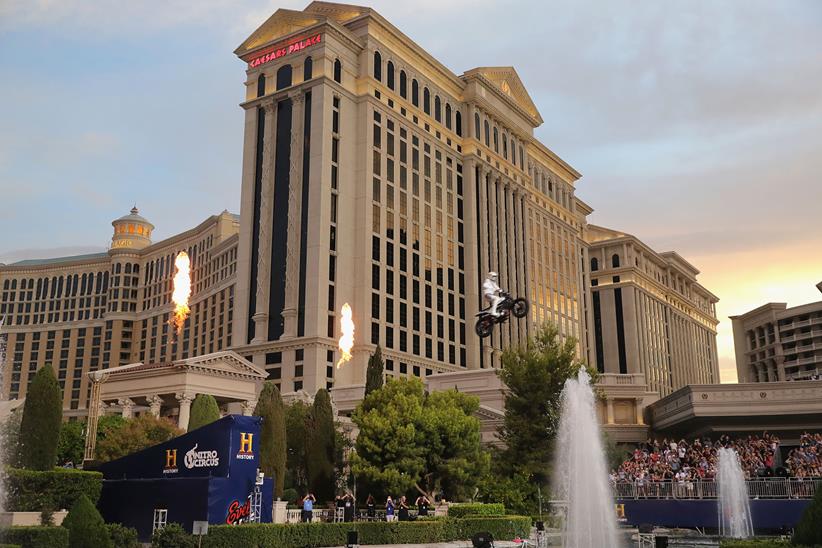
[464,66,543,124]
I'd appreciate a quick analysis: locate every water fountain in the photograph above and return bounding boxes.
[717,447,754,538]
[553,369,621,548]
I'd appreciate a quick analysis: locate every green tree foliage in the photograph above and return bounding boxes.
[187,394,221,432]
[61,494,113,548]
[57,421,85,466]
[307,389,336,502]
[793,483,822,545]
[352,378,488,501]
[254,382,287,498]
[364,346,384,396]
[496,324,589,487]
[285,401,311,492]
[1,406,23,466]
[17,364,62,470]
[151,523,195,548]
[96,414,183,462]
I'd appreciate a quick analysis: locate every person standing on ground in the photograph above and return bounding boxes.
[301,492,316,523]
[366,494,376,520]
[385,496,395,522]
[415,494,430,516]
[398,495,410,521]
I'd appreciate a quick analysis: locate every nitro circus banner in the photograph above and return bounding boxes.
[99,415,261,480]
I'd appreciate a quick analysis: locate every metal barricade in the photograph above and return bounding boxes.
[615,477,818,500]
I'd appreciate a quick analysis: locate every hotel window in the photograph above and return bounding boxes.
[590,258,598,272]
[493,127,499,153]
[373,51,382,81]
[455,111,462,136]
[399,70,407,98]
[303,56,313,80]
[412,79,419,106]
[276,64,292,90]
[484,120,490,146]
[434,96,441,122]
[387,61,395,89]
[445,104,452,130]
[256,74,266,97]
[333,59,341,83]
[423,88,430,114]
[474,113,480,139]
[612,254,620,268]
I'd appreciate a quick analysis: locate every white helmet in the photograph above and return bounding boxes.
[488,271,498,280]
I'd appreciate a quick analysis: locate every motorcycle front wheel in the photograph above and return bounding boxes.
[512,298,529,318]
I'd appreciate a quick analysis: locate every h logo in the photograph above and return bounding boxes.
[165,449,177,469]
[239,433,254,454]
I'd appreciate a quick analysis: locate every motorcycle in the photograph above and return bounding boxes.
[474,291,529,338]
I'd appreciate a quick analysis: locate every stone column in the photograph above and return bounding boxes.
[606,398,615,425]
[242,399,258,416]
[252,100,278,343]
[118,398,135,419]
[635,397,644,425]
[147,394,163,417]
[176,393,194,431]
[282,91,306,339]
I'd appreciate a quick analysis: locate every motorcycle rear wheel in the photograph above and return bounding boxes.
[512,298,529,318]
[475,317,494,338]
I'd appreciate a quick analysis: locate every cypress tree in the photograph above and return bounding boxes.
[61,494,113,548]
[307,389,336,501]
[17,364,62,470]
[187,394,220,431]
[364,346,384,396]
[254,382,287,498]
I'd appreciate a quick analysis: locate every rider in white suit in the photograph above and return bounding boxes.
[483,271,503,317]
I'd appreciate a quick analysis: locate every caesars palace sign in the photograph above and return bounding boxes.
[248,34,322,69]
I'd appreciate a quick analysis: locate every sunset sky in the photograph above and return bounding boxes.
[2,1,820,382]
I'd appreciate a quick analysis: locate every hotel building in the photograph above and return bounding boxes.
[231,1,591,395]
[0,209,239,415]
[731,292,822,383]
[584,225,720,398]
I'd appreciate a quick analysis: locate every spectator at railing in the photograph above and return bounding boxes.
[786,432,822,478]
[612,432,793,483]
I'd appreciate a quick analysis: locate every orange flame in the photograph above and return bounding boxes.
[171,251,191,334]
[336,303,354,368]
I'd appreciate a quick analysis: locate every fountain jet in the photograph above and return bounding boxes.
[717,447,754,538]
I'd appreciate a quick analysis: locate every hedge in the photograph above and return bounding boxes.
[720,541,807,548]
[0,526,69,548]
[201,516,531,547]
[448,502,505,518]
[4,468,102,512]
[106,524,139,548]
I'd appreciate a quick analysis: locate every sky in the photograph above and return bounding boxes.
[1,0,821,383]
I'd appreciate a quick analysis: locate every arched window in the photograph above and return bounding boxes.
[591,258,599,271]
[256,74,266,98]
[519,145,524,168]
[484,120,490,145]
[334,58,342,83]
[503,134,508,159]
[612,254,620,268]
[445,104,452,130]
[303,56,313,81]
[455,111,462,136]
[423,87,430,114]
[510,138,516,166]
[373,51,382,81]
[493,127,499,152]
[434,96,441,122]
[474,113,480,138]
[276,64,292,90]
[386,61,394,90]
[411,79,419,106]
[399,70,407,98]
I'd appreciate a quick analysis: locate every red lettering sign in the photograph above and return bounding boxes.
[248,34,322,69]
[225,499,251,525]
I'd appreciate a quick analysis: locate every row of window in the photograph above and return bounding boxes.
[256,56,343,100]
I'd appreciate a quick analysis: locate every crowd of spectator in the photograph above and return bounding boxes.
[611,432,822,484]
[785,432,822,478]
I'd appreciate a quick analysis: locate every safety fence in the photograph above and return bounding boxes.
[613,477,820,500]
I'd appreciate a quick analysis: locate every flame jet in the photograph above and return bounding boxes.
[336,303,354,368]
[171,251,191,334]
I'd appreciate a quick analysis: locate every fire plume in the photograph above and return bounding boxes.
[171,251,191,334]
[336,303,354,368]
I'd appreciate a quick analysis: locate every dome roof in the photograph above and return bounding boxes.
[113,206,154,229]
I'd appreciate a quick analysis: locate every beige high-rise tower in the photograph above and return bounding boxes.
[231,2,592,395]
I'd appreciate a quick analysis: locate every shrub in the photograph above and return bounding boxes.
[96,414,182,462]
[793,484,822,546]
[448,502,505,518]
[17,365,62,470]
[720,541,793,548]
[4,468,102,512]
[61,494,112,548]
[106,524,140,548]
[0,544,22,548]
[151,524,195,548]
[201,516,532,547]
[0,526,69,548]
[188,395,220,432]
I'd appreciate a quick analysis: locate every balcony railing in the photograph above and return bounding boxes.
[613,477,820,500]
